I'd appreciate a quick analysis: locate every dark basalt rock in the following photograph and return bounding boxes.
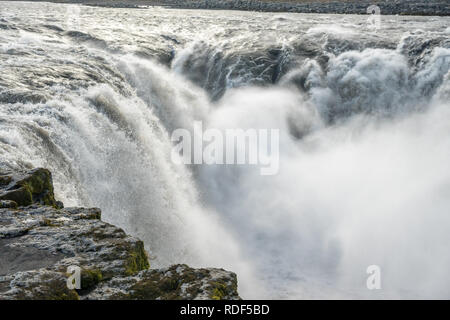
[0,168,58,208]
[0,200,17,209]
[0,168,240,300]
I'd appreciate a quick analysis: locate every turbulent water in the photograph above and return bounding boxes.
[1,2,450,299]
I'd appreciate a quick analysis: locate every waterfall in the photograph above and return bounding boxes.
[1,2,449,298]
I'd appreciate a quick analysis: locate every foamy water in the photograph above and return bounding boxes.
[0,2,449,299]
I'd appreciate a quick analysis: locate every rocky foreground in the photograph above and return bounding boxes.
[0,168,240,300]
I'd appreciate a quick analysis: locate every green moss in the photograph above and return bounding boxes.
[210,279,239,300]
[0,169,58,208]
[124,241,150,276]
[127,280,166,300]
[18,279,80,300]
[42,280,80,300]
[159,278,179,292]
[17,168,58,208]
[0,187,33,207]
[80,268,103,290]
[210,282,228,300]
[111,266,239,300]
[113,273,180,300]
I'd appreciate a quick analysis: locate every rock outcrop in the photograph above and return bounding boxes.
[0,168,60,208]
[0,168,240,300]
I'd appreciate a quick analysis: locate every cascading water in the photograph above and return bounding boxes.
[0,2,449,299]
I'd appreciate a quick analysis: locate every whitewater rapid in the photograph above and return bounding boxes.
[0,2,449,299]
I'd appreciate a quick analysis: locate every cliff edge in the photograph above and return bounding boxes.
[0,168,240,300]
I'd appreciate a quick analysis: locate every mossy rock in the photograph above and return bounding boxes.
[0,200,18,209]
[110,265,240,300]
[16,168,57,207]
[0,186,32,206]
[80,269,103,290]
[0,175,12,186]
[18,279,79,300]
[210,281,229,300]
[124,240,150,276]
[113,273,181,300]
[82,209,101,220]
[0,168,58,207]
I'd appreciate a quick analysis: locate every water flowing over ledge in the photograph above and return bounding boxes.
[0,2,449,299]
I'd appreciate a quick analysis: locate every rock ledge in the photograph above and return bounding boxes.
[0,168,240,300]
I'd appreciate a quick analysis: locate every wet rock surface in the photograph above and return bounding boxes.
[0,168,240,300]
[88,264,240,300]
[0,168,59,208]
